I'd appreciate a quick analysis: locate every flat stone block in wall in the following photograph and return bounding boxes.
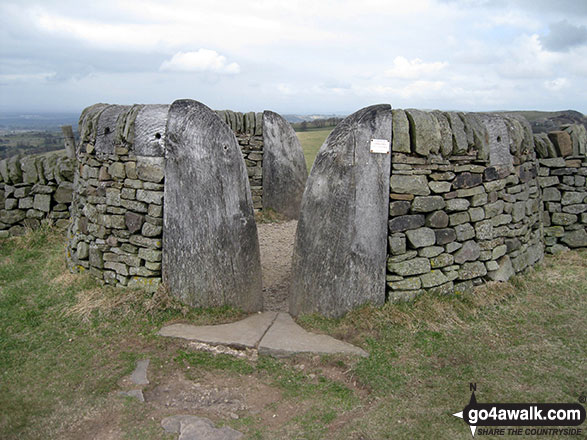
[405,109,441,156]
[136,157,165,183]
[406,227,436,248]
[561,229,587,248]
[548,131,572,157]
[390,175,430,195]
[457,261,487,280]
[412,196,445,212]
[392,109,410,153]
[389,215,425,232]
[388,257,431,277]
[290,105,391,317]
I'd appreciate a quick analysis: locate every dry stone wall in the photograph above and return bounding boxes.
[67,104,167,292]
[386,110,545,301]
[0,150,75,237]
[535,126,587,252]
[215,110,264,210]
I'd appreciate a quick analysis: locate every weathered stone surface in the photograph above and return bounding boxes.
[478,113,513,167]
[412,196,445,213]
[388,276,421,290]
[160,312,276,348]
[421,270,449,288]
[161,414,244,440]
[542,187,561,201]
[446,198,470,212]
[262,111,308,219]
[426,210,449,228]
[124,212,144,234]
[388,257,431,276]
[458,261,487,280]
[446,112,468,155]
[406,227,436,248]
[435,228,456,245]
[390,174,430,195]
[137,157,165,183]
[390,200,411,216]
[462,113,489,160]
[389,234,406,255]
[454,240,481,264]
[392,109,410,153]
[405,109,441,156]
[548,131,572,157]
[487,255,514,282]
[432,111,454,157]
[290,105,391,317]
[561,228,587,248]
[94,105,129,154]
[429,181,452,193]
[453,172,482,189]
[33,194,51,212]
[163,99,262,312]
[133,104,169,156]
[430,253,454,268]
[258,312,367,357]
[551,212,577,226]
[561,192,585,206]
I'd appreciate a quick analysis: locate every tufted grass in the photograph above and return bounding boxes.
[0,226,585,439]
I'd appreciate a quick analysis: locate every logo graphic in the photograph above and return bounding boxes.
[452,384,586,437]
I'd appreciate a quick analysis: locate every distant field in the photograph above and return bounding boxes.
[0,130,68,160]
[295,127,333,171]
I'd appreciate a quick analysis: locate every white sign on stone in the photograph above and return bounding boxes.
[370,138,390,154]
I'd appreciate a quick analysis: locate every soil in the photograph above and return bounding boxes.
[257,220,297,312]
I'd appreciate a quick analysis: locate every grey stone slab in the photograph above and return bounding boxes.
[130,359,150,385]
[133,104,170,156]
[405,109,441,156]
[392,109,410,153]
[478,113,513,168]
[159,312,277,348]
[163,99,262,312]
[289,105,391,318]
[95,105,129,155]
[162,415,243,440]
[262,111,308,219]
[258,313,368,357]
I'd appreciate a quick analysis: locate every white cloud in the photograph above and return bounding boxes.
[160,50,240,75]
[0,72,55,83]
[544,77,569,91]
[384,57,448,79]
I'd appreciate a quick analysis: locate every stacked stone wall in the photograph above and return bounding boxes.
[215,110,264,210]
[0,151,75,237]
[386,110,546,301]
[66,104,165,292]
[535,127,587,252]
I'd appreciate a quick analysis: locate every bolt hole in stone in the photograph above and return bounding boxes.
[497,135,502,143]
[223,145,229,151]
[154,132,161,139]
[104,127,111,135]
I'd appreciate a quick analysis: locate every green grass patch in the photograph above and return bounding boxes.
[1,228,585,439]
[295,127,333,171]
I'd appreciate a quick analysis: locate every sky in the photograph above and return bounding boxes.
[1,0,587,115]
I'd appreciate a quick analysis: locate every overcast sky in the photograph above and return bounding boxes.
[1,0,586,115]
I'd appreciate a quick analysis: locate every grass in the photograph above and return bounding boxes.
[1,226,586,439]
[295,127,333,171]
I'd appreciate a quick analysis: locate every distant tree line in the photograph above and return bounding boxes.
[292,117,343,131]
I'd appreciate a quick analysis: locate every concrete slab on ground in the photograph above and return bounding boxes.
[159,311,368,358]
[158,311,277,349]
[258,313,369,357]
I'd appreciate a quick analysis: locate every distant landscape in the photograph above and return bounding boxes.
[0,109,584,160]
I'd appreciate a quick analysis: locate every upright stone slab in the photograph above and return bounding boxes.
[262,111,308,219]
[478,114,513,168]
[163,99,263,312]
[289,104,392,318]
[134,105,170,156]
[95,105,129,155]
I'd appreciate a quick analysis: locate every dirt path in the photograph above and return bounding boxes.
[257,220,297,312]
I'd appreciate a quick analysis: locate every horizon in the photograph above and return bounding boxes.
[1,1,587,115]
